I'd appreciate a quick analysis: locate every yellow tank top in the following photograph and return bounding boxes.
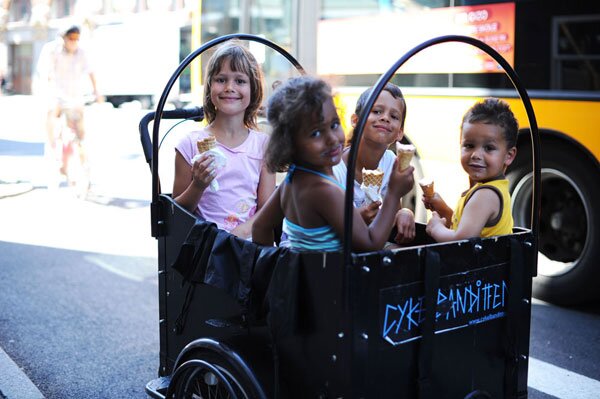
[451,179,513,237]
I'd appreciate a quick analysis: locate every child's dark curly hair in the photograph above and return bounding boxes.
[462,97,519,148]
[265,76,333,173]
[203,40,264,129]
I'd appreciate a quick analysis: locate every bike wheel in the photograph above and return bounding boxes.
[169,347,269,399]
[167,359,241,399]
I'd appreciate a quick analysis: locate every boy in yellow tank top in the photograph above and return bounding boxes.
[423,98,518,242]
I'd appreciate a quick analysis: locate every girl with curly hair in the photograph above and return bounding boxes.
[252,75,414,252]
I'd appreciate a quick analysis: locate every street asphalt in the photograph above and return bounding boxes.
[0,95,152,398]
[0,188,40,396]
[0,95,47,398]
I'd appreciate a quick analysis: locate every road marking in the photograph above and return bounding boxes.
[86,255,156,284]
[529,357,600,399]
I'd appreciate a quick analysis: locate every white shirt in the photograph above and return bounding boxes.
[38,40,93,106]
[332,149,396,208]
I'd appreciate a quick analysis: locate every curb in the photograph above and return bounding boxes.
[0,346,45,399]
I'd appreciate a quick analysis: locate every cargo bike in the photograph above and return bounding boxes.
[140,34,541,398]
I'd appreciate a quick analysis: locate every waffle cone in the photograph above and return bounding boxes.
[362,168,384,189]
[419,177,434,198]
[196,136,216,153]
[396,143,415,170]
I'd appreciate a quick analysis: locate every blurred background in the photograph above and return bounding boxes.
[1,0,599,305]
[0,1,599,397]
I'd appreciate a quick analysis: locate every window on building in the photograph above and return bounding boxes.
[51,0,77,18]
[9,0,30,22]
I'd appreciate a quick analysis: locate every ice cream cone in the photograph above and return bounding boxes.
[362,168,384,190]
[396,143,415,170]
[361,168,384,204]
[419,177,434,198]
[196,135,216,153]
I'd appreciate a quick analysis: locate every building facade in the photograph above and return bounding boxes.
[0,0,190,95]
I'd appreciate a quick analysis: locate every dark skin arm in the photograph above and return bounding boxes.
[358,201,381,225]
[320,163,414,251]
[360,202,416,244]
[253,162,414,251]
[252,185,284,246]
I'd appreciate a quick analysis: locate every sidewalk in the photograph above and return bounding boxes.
[0,347,45,399]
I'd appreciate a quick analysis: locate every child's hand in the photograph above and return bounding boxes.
[426,211,447,237]
[394,208,415,244]
[359,201,381,224]
[422,192,444,211]
[387,162,415,199]
[191,153,216,190]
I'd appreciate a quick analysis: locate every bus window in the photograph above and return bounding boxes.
[552,15,600,90]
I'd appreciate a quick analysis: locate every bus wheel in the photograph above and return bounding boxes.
[507,141,600,305]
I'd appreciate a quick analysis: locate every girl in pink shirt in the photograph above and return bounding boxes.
[173,40,275,239]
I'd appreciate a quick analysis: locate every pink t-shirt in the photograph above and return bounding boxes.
[175,128,268,232]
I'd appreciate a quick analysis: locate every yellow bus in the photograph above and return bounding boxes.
[187,0,599,305]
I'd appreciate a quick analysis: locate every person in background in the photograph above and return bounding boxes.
[423,98,518,242]
[37,25,102,186]
[0,50,7,96]
[0,70,5,95]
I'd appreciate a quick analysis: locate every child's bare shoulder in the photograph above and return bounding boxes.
[467,186,502,213]
[295,174,342,199]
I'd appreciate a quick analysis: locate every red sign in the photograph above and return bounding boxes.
[317,2,515,75]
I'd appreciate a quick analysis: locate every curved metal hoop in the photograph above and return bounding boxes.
[151,33,306,204]
[343,35,541,264]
